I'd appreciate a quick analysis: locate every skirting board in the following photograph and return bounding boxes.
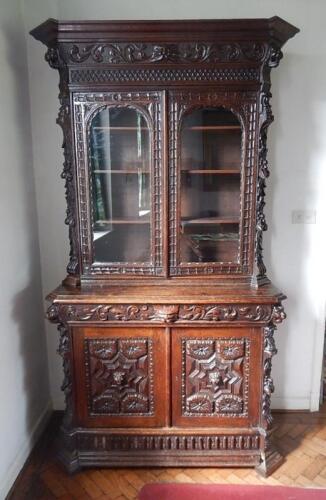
[271,397,311,411]
[1,401,52,500]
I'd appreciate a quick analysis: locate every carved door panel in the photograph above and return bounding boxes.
[73,327,169,427]
[171,327,262,427]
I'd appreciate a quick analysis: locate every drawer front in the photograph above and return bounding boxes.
[72,326,169,427]
[171,327,262,427]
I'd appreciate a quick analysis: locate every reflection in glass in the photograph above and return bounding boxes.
[180,108,241,263]
[89,107,151,263]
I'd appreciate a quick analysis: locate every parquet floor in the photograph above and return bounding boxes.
[8,406,326,499]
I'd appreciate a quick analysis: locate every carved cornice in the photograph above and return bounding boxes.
[47,302,279,324]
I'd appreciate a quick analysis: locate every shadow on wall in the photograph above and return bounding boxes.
[265,50,325,407]
[3,20,50,431]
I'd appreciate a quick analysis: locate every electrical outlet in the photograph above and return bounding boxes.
[292,209,316,224]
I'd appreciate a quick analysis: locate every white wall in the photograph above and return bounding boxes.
[27,0,326,411]
[0,0,53,497]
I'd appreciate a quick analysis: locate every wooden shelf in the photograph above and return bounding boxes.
[94,169,149,174]
[186,125,241,131]
[96,218,150,225]
[181,169,240,174]
[181,217,239,225]
[93,126,148,131]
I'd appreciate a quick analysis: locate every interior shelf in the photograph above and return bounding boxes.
[93,126,148,131]
[186,125,241,131]
[181,217,239,225]
[96,218,150,225]
[94,169,149,174]
[181,169,240,174]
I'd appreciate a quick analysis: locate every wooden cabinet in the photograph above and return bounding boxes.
[31,17,298,476]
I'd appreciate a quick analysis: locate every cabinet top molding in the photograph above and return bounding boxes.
[30,17,299,46]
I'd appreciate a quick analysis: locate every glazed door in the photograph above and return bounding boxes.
[73,91,165,277]
[169,91,256,276]
[73,327,169,427]
[171,327,262,427]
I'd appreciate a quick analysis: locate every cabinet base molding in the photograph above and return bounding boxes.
[57,426,282,473]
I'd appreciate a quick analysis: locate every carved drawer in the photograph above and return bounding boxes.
[72,327,169,428]
[171,327,262,427]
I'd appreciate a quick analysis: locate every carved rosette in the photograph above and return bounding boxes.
[47,302,275,324]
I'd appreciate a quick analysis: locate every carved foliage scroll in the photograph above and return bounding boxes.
[47,302,275,324]
[66,41,269,65]
[85,337,154,416]
[182,338,250,417]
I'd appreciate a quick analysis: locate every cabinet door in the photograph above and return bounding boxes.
[169,90,256,276]
[73,91,165,277]
[73,327,169,427]
[171,327,262,427]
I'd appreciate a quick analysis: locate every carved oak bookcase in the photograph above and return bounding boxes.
[31,17,298,476]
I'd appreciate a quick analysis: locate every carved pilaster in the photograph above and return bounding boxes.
[253,90,274,286]
[257,302,286,476]
[44,46,80,284]
[47,304,73,429]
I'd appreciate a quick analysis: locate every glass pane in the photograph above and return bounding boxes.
[180,108,241,263]
[89,107,151,263]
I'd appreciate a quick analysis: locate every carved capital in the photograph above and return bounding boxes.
[267,45,283,68]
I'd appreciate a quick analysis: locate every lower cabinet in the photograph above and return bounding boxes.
[72,325,262,431]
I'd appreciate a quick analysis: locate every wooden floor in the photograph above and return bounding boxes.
[8,406,326,500]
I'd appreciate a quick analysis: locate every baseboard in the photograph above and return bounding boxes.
[271,397,311,411]
[1,401,52,500]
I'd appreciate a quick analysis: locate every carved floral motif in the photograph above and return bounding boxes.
[47,302,276,324]
[67,41,268,65]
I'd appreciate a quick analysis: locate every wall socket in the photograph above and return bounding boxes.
[292,209,316,224]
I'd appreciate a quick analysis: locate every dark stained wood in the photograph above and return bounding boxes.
[30,17,298,477]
